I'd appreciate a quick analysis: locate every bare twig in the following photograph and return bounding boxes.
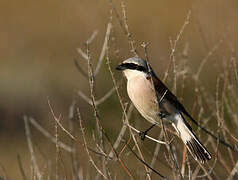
[77,48,89,61]
[76,31,98,71]
[231,57,238,83]
[108,103,133,158]
[163,10,191,83]
[127,124,166,145]
[148,130,164,175]
[87,30,98,44]
[227,160,238,180]
[108,0,138,56]
[48,100,76,141]
[0,164,9,180]
[78,111,108,179]
[67,100,80,180]
[77,86,116,106]
[17,154,27,180]
[24,116,42,180]
[95,22,112,76]
[121,1,138,56]
[55,109,59,180]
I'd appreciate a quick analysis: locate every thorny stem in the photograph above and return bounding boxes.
[85,41,107,177]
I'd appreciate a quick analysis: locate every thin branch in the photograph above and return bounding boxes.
[127,124,166,145]
[77,86,116,106]
[77,90,92,105]
[108,0,138,56]
[24,116,42,180]
[87,30,98,44]
[85,39,107,178]
[77,48,89,61]
[78,111,108,179]
[17,154,27,180]
[231,56,238,84]
[0,164,9,180]
[83,27,135,179]
[48,99,76,141]
[55,108,59,180]
[95,87,116,105]
[76,30,98,63]
[120,1,138,56]
[126,143,167,180]
[108,103,133,158]
[227,160,238,180]
[149,130,164,175]
[163,10,191,83]
[95,22,112,76]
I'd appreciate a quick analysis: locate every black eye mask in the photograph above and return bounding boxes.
[116,63,148,73]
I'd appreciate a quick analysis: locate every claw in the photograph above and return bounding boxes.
[139,124,156,141]
[139,131,146,141]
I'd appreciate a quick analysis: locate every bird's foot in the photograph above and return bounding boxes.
[158,112,168,119]
[139,131,147,141]
[139,124,156,141]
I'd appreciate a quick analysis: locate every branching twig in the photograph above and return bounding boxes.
[77,86,116,106]
[48,99,76,141]
[163,10,191,83]
[108,0,138,56]
[78,111,108,179]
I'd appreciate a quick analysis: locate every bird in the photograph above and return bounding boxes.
[116,57,211,163]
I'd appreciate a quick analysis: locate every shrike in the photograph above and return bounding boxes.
[116,57,211,163]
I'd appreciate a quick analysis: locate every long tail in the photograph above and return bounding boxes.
[172,114,211,163]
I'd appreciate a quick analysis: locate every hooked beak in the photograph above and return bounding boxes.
[116,63,126,71]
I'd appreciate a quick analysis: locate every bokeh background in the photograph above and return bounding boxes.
[0,0,238,179]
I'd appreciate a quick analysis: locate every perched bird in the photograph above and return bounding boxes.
[116,57,211,163]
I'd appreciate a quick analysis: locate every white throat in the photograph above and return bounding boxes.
[123,69,146,81]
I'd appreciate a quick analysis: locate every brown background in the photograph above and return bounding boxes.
[0,0,237,179]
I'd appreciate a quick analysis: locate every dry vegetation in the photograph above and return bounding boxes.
[2,1,238,180]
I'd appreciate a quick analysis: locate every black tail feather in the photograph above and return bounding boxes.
[186,138,211,164]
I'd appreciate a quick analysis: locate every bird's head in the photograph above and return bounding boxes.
[116,57,151,80]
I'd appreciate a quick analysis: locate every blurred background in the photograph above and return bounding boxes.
[0,0,238,179]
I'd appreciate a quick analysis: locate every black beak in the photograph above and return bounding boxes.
[116,64,126,71]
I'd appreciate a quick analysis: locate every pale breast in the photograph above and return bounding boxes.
[127,75,159,123]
